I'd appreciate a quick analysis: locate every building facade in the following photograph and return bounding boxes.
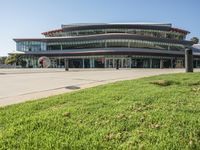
[13,23,200,68]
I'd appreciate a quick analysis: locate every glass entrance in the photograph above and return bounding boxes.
[84,59,90,68]
[131,58,150,68]
[163,59,171,68]
[105,58,131,68]
[69,59,83,68]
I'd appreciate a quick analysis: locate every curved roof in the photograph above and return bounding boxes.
[42,29,64,36]
[61,23,171,31]
[42,23,190,35]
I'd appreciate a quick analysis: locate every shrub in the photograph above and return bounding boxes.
[150,80,174,86]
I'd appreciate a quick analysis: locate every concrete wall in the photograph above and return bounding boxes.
[0,64,16,68]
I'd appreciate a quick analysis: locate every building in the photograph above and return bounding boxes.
[13,23,200,68]
[192,44,200,53]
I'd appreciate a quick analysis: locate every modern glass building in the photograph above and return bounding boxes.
[13,23,200,68]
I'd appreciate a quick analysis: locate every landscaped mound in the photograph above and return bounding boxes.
[1,73,200,149]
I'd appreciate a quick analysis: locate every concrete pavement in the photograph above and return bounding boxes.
[0,68,199,107]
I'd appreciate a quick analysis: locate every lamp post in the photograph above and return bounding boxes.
[185,48,193,73]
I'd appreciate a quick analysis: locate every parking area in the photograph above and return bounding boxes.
[0,68,199,106]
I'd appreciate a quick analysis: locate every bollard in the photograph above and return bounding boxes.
[65,58,69,71]
[185,48,193,73]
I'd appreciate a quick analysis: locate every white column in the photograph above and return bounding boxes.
[171,59,173,68]
[59,58,61,68]
[65,59,69,71]
[90,58,93,68]
[90,58,95,68]
[150,58,153,68]
[196,60,198,68]
[83,59,85,68]
[93,58,95,68]
[160,59,163,69]
[121,58,123,68]
[105,58,107,68]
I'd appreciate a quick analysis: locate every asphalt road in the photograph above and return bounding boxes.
[0,68,199,107]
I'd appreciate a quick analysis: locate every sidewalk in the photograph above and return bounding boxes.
[0,68,199,107]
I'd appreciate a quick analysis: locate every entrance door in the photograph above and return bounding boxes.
[152,59,160,68]
[163,59,171,68]
[136,59,144,68]
[122,58,131,68]
[114,59,122,68]
[94,58,105,68]
[69,59,83,68]
[105,59,114,68]
[84,59,90,68]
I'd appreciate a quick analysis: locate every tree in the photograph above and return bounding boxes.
[5,54,17,65]
[191,37,199,44]
[5,54,25,66]
[0,57,7,64]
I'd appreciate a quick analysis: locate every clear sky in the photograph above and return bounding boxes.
[0,0,199,56]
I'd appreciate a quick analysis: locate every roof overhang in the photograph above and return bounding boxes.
[8,51,25,55]
[20,48,186,57]
[13,33,192,45]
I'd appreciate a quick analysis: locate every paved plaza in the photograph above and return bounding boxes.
[0,68,199,106]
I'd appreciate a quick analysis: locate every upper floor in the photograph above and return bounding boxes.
[13,23,192,52]
[42,23,189,41]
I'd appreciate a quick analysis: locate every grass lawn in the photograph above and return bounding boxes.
[1,73,200,150]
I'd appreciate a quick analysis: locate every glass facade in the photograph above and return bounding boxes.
[16,24,190,53]
[16,39,186,52]
[45,29,186,41]
[46,39,186,51]
[16,41,46,51]
[21,56,200,69]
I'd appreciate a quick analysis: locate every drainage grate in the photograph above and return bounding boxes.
[65,86,80,90]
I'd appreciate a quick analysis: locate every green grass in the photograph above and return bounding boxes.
[1,73,200,150]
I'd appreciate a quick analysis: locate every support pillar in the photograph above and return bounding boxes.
[185,48,193,72]
[160,59,163,69]
[65,58,69,71]
[196,60,198,68]
[171,59,174,68]
[150,58,153,68]
[58,58,61,68]
[82,59,85,68]
[121,58,123,68]
[105,58,107,68]
[93,58,95,68]
[90,58,93,68]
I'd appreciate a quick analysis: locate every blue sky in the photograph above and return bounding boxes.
[0,0,199,56]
